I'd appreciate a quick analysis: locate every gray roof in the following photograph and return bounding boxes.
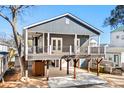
[111,26,124,33]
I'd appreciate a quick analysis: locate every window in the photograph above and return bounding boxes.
[53,40,56,50]
[65,18,70,24]
[58,40,61,50]
[116,35,119,39]
[121,35,124,40]
[114,55,119,63]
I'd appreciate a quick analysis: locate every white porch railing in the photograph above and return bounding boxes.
[86,46,106,54]
[28,45,106,55]
[27,45,106,60]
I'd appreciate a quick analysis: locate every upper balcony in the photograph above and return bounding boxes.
[27,45,106,61]
[24,31,105,61]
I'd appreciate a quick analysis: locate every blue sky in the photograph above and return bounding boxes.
[0,5,115,43]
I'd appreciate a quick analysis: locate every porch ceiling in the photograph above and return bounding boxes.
[28,32,43,39]
[28,31,97,37]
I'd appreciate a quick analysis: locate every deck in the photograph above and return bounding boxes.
[28,52,105,61]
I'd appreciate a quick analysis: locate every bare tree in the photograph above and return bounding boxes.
[0,5,32,77]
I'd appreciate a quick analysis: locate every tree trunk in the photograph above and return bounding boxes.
[0,6,28,77]
[12,27,24,77]
[12,15,24,77]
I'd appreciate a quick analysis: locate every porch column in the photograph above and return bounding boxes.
[35,37,38,53]
[47,33,50,54]
[60,59,62,71]
[46,60,49,81]
[33,37,36,54]
[88,36,91,54]
[74,34,77,54]
[69,45,72,55]
[67,59,70,75]
[42,33,45,54]
[25,29,28,60]
[98,35,100,54]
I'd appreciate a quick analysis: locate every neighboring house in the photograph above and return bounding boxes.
[0,42,8,52]
[90,39,98,47]
[0,41,9,80]
[110,26,124,47]
[23,13,104,76]
[106,26,124,69]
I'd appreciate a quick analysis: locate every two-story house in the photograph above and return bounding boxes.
[106,26,124,69]
[23,13,104,78]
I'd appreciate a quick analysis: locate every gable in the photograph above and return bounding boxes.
[27,16,99,36]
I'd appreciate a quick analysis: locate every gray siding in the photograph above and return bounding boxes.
[28,17,97,36]
[78,35,89,46]
[37,33,89,53]
[50,34,74,52]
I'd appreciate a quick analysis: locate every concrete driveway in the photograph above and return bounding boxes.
[48,67,111,88]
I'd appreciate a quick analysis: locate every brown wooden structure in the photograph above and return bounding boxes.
[32,60,45,76]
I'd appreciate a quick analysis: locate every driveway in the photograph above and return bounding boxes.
[48,67,112,88]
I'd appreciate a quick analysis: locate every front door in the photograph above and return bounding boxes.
[51,38,62,53]
[114,55,119,66]
[77,39,80,53]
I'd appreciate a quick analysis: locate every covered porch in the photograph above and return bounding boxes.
[25,31,104,61]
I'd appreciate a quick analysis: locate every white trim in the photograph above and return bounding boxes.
[70,45,72,55]
[33,37,36,54]
[74,34,77,54]
[77,38,80,53]
[98,35,100,54]
[42,33,44,54]
[23,13,102,34]
[47,33,50,54]
[49,45,52,55]
[88,46,91,54]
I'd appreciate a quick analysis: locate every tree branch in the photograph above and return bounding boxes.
[0,12,19,48]
[0,12,14,28]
